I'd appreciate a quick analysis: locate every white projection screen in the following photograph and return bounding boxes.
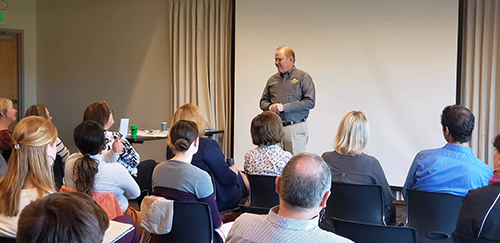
[234,0,458,186]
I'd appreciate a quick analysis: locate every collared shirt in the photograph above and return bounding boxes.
[402,143,493,201]
[226,206,353,243]
[244,144,292,176]
[260,66,315,123]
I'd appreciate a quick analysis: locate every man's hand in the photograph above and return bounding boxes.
[112,137,124,154]
[269,103,284,113]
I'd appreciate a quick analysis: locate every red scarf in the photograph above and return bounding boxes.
[488,167,500,185]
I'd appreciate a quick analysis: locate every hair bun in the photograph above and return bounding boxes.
[174,138,191,152]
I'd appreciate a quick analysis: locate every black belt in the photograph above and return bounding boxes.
[283,118,306,127]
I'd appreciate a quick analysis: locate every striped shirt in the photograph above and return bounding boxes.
[226,206,353,243]
[55,137,70,163]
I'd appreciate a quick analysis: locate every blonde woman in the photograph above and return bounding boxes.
[166,103,248,212]
[0,98,17,160]
[0,116,57,238]
[321,111,395,224]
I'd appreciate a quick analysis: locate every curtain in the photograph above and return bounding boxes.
[169,0,233,156]
[461,0,500,167]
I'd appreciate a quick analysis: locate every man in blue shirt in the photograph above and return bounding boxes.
[403,105,492,201]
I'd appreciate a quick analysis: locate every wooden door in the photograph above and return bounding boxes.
[0,30,21,130]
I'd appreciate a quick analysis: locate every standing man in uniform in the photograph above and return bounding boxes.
[260,46,315,155]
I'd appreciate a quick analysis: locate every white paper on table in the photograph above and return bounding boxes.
[119,118,129,137]
[103,220,134,243]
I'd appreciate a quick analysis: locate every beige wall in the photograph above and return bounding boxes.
[36,0,172,162]
[0,0,37,110]
[235,0,458,185]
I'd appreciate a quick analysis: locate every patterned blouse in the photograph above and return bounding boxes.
[102,131,140,177]
[244,144,292,176]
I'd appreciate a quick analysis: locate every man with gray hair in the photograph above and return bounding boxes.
[226,153,352,243]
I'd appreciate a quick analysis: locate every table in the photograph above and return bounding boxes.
[127,129,224,144]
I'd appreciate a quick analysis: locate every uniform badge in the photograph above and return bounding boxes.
[291,78,298,84]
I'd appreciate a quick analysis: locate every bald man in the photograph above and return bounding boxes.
[260,46,315,155]
[226,153,352,243]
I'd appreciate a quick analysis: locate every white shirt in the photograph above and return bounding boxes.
[0,189,46,238]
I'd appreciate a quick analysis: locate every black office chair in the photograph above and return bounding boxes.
[239,205,270,215]
[0,236,16,243]
[332,217,418,243]
[0,151,7,178]
[406,189,464,242]
[247,174,279,208]
[320,182,384,232]
[452,234,500,243]
[150,201,213,243]
[52,155,63,191]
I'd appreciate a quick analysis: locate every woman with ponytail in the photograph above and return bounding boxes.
[153,120,225,243]
[0,116,57,238]
[64,121,140,222]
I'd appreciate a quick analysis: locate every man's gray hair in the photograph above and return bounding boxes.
[280,152,331,209]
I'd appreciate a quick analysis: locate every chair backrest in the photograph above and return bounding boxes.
[59,185,123,220]
[0,152,7,178]
[406,189,464,240]
[452,234,500,243]
[247,174,279,208]
[52,155,64,191]
[239,205,270,215]
[332,217,417,243]
[321,182,384,232]
[150,201,213,243]
[0,236,16,243]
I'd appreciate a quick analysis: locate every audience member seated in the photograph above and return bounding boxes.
[18,192,109,243]
[0,98,17,161]
[84,101,156,203]
[64,121,142,231]
[25,104,70,164]
[18,191,140,243]
[83,101,140,175]
[402,105,492,201]
[226,152,353,243]
[322,111,395,224]
[244,111,292,176]
[0,116,57,238]
[154,120,225,243]
[452,133,500,242]
[166,103,248,212]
